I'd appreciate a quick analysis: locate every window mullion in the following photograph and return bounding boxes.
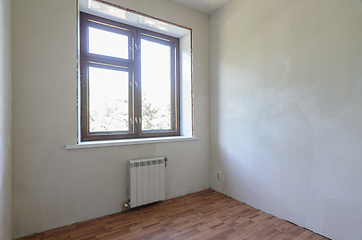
[134,29,142,137]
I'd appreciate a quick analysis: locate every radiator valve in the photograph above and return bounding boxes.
[122,201,130,211]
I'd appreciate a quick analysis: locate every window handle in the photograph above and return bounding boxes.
[135,44,141,50]
[139,117,142,125]
[130,118,133,124]
[135,118,138,124]
[135,81,139,88]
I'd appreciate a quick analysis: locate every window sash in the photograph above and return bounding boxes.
[81,61,135,141]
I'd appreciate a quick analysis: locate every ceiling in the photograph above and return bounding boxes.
[170,0,232,15]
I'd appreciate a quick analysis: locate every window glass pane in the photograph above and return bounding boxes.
[89,67,130,132]
[89,27,129,59]
[141,39,172,130]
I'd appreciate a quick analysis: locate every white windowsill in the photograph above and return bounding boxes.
[66,136,199,150]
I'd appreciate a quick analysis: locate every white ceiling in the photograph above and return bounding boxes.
[170,0,232,15]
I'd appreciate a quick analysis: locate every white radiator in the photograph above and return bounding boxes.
[127,157,166,208]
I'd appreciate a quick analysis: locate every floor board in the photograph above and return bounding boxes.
[16,189,329,240]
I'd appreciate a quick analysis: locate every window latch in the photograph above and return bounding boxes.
[139,117,142,125]
[130,118,133,124]
[135,118,138,124]
[135,81,139,88]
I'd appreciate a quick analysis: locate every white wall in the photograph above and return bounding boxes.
[0,0,12,239]
[12,0,210,238]
[210,0,362,239]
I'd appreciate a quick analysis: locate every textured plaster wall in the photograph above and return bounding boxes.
[210,0,362,239]
[0,0,12,239]
[12,0,210,238]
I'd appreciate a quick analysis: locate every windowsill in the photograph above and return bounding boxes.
[66,136,199,150]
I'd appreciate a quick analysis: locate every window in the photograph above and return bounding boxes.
[80,12,180,141]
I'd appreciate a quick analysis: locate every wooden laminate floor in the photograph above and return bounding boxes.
[17,189,329,240]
